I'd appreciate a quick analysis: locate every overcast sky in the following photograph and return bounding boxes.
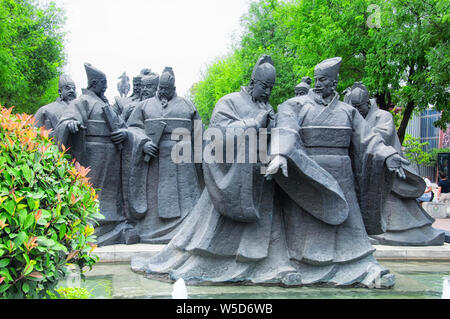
[46,0,250,101]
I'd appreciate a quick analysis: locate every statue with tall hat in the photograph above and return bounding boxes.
[55,63,148,246]
[34,74,77,137]
[125,66,204,244]
[131,54,280,282]
[344,82,445,246]
[139,72,160,102]
[260,56,414,288]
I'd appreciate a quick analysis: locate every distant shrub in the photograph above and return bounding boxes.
[427,147,450,168]
[0,106,103,299]
[402,133,432,165]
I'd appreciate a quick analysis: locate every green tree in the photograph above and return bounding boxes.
[192,0,449,137]
[0,0,66,114]
[427,147,450,167]
[365,0,450,143]
[191,51,246,125]
[401,134,432,165]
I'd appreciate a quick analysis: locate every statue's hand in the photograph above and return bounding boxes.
[265,155,288,180]
[68,120,81,134]
[255,110,271,128]
[266,110,276,129]
[386,154,410,180]
[143,141,159,158]
[110,129,127,145]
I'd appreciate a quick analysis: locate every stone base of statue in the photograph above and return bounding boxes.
[130,253,396,289]
[423,202,449,219]
[96,222,140,247]
[369,226,445,246]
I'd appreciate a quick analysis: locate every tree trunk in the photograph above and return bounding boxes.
[375,93,387,110]
[397,101,415,144]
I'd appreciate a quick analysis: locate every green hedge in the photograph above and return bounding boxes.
[0,106,103,299]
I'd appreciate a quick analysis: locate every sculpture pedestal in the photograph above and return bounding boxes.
[423,202,448,219]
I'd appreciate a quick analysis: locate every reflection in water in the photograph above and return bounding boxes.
[66,261,450,299]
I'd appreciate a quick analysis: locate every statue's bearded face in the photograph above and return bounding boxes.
[353,101,371,118]
[313,75,336,99]
[157,83,176,102]
[59,83,77,102]
[133,79,142,95]
[251,79,274,103]
[91,78,107,96]
[141,82,158,100]
[348,87,371,118]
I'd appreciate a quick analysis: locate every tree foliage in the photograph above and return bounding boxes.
[0,0,66,114]
[192,0,449,137]
[426,147,450,167]
[365,0,450,143]
[47,287,93,299]
[402,133,432,165]
[192,51,247,125]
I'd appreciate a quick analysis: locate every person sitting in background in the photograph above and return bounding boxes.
[417,176,434,204]
[437,172,450,203]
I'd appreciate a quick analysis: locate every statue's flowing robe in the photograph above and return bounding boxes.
[54,89,147,246]
[126,94,204,244]
[34,98,70,139]
[365,101,444,246]
[267,92,398,286]
[132,88,394,287]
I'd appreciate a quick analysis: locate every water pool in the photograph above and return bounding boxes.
[64,261,450,299]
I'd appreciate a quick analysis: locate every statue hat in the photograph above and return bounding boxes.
[296,81,310,90]
[252,54,276,85]
[314,57,342,79]
[159,67,175,86]
[348,82,370,106]
[59,74,75,88]
[84,63,106,83]
[140,68,152,76]
[301,76,312,85]
[142,72,160,86]
[133,75,143,84]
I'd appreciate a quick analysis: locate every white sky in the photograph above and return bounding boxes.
[44,0,250,101]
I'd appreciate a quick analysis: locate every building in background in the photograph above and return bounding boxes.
[406,109,449,182]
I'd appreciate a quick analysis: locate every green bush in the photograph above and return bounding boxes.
[0,106,104,299]
[47,287,93,299]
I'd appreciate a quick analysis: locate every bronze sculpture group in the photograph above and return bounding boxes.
[34,55,446,289]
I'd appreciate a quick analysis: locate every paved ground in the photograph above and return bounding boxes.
[94,243,450,263]
[433,218,450,231]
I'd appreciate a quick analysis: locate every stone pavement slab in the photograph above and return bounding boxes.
[433,218,450,231]
[94,244,165,263]
[94,243,450,263]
